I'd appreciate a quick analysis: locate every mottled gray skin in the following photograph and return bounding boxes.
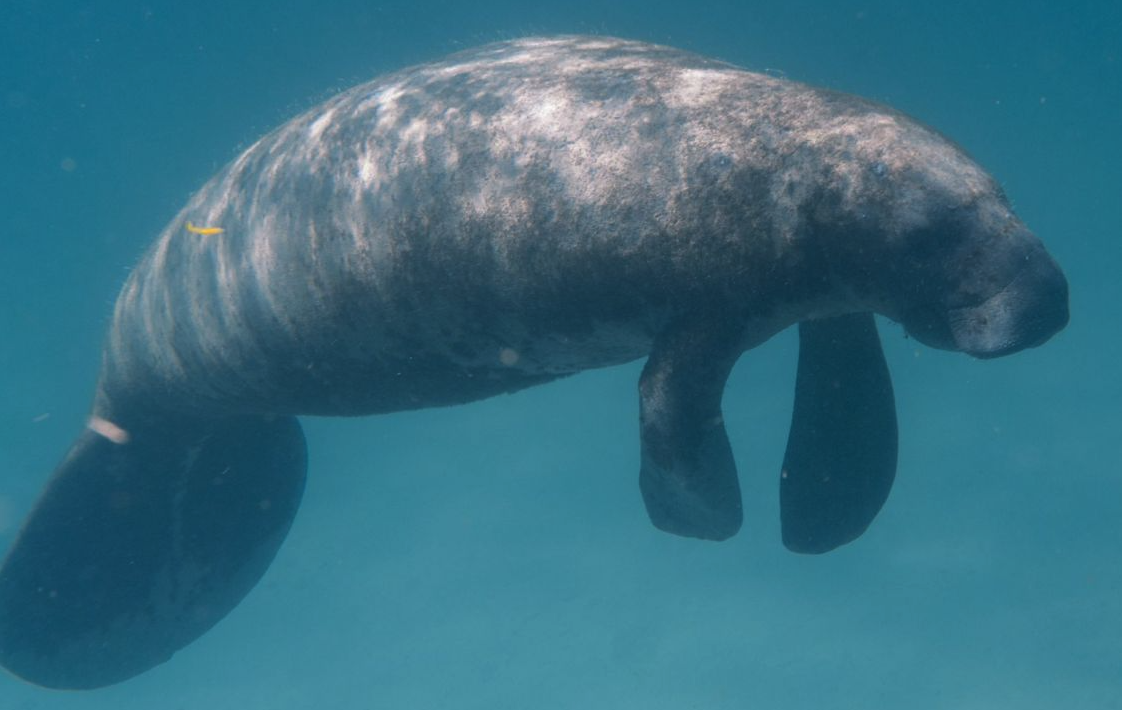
[95,36,1064,429]
[0,36,1068,690]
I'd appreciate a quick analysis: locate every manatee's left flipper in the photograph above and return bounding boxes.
[0,414,307,689]
[639,322,743,541]
[781,313,897,553]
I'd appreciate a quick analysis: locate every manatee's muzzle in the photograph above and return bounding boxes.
[901,249,1069,359]
[947,253,1069,359]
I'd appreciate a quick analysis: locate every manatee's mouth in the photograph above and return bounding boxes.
[947,295,1068,359]
[903,257,1069,358]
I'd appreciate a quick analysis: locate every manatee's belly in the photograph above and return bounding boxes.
[234,313,655,416]
[100,242,660,419]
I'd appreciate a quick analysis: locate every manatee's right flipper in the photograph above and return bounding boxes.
[0,414,307,689]
[639,322,743,541]
[781,313,897,554]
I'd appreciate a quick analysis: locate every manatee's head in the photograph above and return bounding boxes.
[809,109,1069,358]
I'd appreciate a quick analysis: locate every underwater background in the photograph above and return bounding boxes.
[1,0,1118,708]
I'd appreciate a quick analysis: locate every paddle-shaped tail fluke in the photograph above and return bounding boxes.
[781,313,897,554]
[0,414,306,689]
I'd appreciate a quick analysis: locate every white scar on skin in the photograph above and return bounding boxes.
[88,416,130,445]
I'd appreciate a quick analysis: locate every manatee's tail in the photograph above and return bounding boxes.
[0,413,307,689]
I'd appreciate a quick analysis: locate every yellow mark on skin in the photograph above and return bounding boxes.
[185,221,224,235]
[88,416,130,445]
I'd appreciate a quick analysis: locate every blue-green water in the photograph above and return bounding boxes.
[1,1,1118,707]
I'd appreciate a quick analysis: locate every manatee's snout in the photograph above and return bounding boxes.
[948,250,1069,358]
[901,240,1068,359]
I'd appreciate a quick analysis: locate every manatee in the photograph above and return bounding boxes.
[0,36,1068,689]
